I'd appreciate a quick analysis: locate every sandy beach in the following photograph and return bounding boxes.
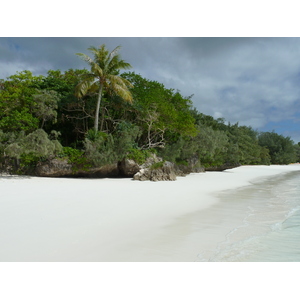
[1,164,300,262]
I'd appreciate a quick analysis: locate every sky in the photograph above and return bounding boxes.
[1,37,300,142]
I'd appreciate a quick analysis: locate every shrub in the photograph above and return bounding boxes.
[2,129,63,174]
[126,148,156,164]
[150,161,165,170]
[83,122,142,167]
[59,146,91,171]
[83,133,116,166]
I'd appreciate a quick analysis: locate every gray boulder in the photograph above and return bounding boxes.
[35,158,119,178]
[118,158,140,177]
[35,158,73,177]
[133,160,176,182]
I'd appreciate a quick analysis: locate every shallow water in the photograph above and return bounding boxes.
[198,170,300,262]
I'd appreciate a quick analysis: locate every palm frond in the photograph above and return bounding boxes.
[109,75,134,89]
[87,81,100,95]
[76,44,134,131]
[108,46,121,61]
[114,85,133,103]
[108,75,133,102]
[75,74,96,98]
[75,53,94,67]
[121,77,134,89]
[89,45,109,70]
[107,57,132,74]
[75,81,91,98]
[103,46,122,72]
[90,62,103,77]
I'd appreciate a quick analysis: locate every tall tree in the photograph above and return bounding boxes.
[121,72,197,149]
[75,45,133,132]
[0,71,44,133]
[258,131,297,164]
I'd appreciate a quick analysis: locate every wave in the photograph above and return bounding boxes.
[197,171,300,261]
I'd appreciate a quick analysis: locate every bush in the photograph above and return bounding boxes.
[83,133,116,166]
[2,129,63,174]
[59,146,91,171]
[258,131,297,164]
[83,122,142,167]
[150,161,165,170]
[126,148,156,164]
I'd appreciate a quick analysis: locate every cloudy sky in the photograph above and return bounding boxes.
[1,37,300,142]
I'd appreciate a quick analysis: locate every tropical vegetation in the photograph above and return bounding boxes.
[0,44,299,176]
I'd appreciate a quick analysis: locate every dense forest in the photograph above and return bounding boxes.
[0,45,299,176]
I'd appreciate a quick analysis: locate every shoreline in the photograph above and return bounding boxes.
[1,164,300,261]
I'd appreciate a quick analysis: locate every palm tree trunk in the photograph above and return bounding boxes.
[94,83,103,132]
[100,106,105,132]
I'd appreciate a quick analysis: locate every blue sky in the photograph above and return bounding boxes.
[1,37,300,143]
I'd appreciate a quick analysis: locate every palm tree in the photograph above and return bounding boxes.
[75,44,133,132]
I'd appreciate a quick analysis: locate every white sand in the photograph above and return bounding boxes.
[1,164,300,262]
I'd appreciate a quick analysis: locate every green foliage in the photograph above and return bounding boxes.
[0,130,17,147]
[0,71,44,133]
[2,129,63,173]
[258,131,297,164]
[1,52,298,175]
[83,133,116,166]
[158,124,228,167]
[150,161,165,170]
[19,152,42,168]
[259,146,271,165]
[158,136,185,163]
[37,69,91,146]
[32,89,60,128]
[60,146,83,161]
[226,124,263,165]
[126,148,156,164]
[113,121,141,156]
[294,144,300,162]
[187,110,272,167]
[83,121,141,166]
[75,45,133,132]
[59,146,91,171]
[195,125,229,167]
[85,129,108,142]
[121,72,197,149]
[22,129,63,157]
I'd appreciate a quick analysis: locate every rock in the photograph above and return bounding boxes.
[205,163,240,172]
[118,158,140,177]
[130,153,206,181]
[76,164,119,178]
[35,158,119,178]
[173,156,205,176]
[20,152,205,180]
[3,152,203,180]
[133,160,176,181]
[151,161,177,181]
[133,169,147,181]
[35,158,73,177]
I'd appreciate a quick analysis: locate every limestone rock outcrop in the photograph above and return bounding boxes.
[35,158,73,177]
[133,160,177,181]
[119,154,177,181]
[118,158,140,177]
[35,158,119,178]
[5,152,205,181]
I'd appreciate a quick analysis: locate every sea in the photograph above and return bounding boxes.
[196,170,300,262]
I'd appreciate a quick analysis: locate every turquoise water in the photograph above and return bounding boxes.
[200,170,300,262]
